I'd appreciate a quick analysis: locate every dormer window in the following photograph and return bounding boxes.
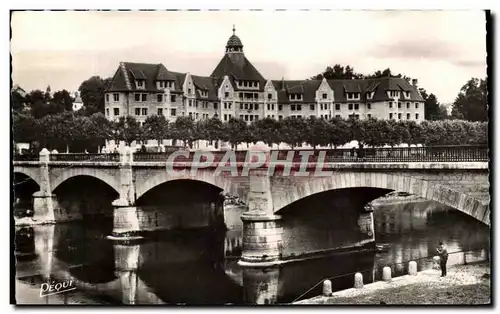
[366,92,375,100]
[322,93,327,99]
[346,92,360,100]
[136,80,145,89]
[289,93,303,101]
[388,90,400,98]
[200,90,208,98]
[404,91,411,98]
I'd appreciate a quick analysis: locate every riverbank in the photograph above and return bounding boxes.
[295,262,490,305]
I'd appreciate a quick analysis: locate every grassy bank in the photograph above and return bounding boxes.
[296,263,490,305]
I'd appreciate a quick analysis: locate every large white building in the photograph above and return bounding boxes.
[104,27,425,126]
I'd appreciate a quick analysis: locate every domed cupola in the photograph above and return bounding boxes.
[226,25,243,53]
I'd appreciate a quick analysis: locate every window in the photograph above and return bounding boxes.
[157,94,163,102]
[416,113,419,120]
[113,108,119,116]
[407,113,410,120]
[367,114,371,119]
[142,108,148,116]
[225,92,229,98]
[335,104,340,110]
[255,104,259,110]
[249,104,253,110]
[135,94,140,102]
[136,80,144,88]
[240,104,244,110]
[188,88,192,94]
[189,100,192,107]
[254,93,258,99]
[244,103,248,110]
[158,108,163,116]
[405,92,410,98]
[240,115,243,119]
[171,108,177,116]
[291,105,296,111]
[196,113,199,119]
[244,115,249,121]
[355,114,360,120]
[348,103,353,110]
[335,114,341,118]
[224,114,228,121]
[214,103,218,109]
[170,95,176,103]
[278,115,283,120]
[249,115,254,122]
[135,108,141,115]
[268,93,272,100]
[389,113,393,119]
[389,102,393,108]
[113,93,119,102]
[354,103,359,110]
[310,104,315,111]
[106,94,110,102]
[415,103,419,109]
[322,93,327,99]
[189,112,192,118]
[398,102,401,109]
[297,105,302,111]
[105,108,109,116]
[398,113,402,119]
[367,103,371,110]
[406,102,410,109]
[267,104,270,110]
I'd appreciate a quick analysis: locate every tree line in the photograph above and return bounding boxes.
[14,113,488,154]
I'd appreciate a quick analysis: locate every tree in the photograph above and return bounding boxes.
[172,116,196,148]
[451,77,488,122]
[11,90,27,113]
[251,117,280,148]
[52,90,74,112]
[13,113,37,144]
[305,116,330,149]
[328,116,350,148]
[143,115,168,148]
[311,64,364,80]
[78,76,112,114]
[418,88,447,120]
[278,116,307,149]
[225,118,247,149]
[361,118,387,147]
[204,116,225,147]
[112,116,141,145]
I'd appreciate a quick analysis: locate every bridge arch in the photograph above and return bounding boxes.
[51,168,120,195]
[13,167,41,188]
[135,170,245,203]
[272,173,490,226]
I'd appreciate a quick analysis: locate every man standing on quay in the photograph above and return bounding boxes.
[436,241,449,277]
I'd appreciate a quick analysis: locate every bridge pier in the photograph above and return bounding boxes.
[109,147,142,241]
[239,168,283,267]
[358,203,375,240]
[32,149,57,224]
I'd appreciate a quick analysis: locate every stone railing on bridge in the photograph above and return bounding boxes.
[13,145,489,163]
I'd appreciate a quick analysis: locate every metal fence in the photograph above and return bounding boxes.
[13,145,488,163]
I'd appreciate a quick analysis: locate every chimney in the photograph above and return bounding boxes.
[412,79,418,87]
[281,77,286,91]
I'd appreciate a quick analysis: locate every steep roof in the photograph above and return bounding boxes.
[210,54,266,91]
[270,77,423,104]
[192,75,218,101]
[106,62,179,92]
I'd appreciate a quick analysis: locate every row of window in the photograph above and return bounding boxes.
[239,114,259,122]
[158,81,174,89]
[388,91,411,99]
[105,93,179,103]
[105,107,178,117]
[389,113,420,120]
[236,80,259,88]
[389,102,419,109]
[239,103,260,110]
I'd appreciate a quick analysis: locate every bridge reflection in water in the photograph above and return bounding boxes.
[14,199,489,305]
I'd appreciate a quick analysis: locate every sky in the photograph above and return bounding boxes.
[10,10,487,103]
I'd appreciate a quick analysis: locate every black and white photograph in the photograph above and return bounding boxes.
[10,8,490,305]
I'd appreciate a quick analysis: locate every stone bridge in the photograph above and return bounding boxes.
[13,147,490,266]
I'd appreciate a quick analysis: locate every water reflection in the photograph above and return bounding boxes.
[14,199,490,305]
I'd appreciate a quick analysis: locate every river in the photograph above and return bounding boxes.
[14,199,490,305]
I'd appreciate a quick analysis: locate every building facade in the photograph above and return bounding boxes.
[104,27,425,126]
